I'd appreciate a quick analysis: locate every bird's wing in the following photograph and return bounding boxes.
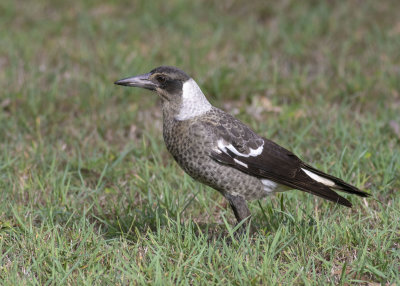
[206,110,367,206]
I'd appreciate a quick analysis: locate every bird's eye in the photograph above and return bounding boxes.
[156,75,167,83]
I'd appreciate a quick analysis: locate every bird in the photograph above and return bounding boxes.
[114,66,369,225]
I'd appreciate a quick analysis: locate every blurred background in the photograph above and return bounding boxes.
[0,0,399,283]
[2,0,400,141]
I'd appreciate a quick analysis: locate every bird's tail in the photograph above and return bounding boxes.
[301,164,369,198]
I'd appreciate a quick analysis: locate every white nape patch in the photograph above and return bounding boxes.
[175,79,212,121]
[217,139,264,158]
[233,158,248,168]
[301,168,335,187]
[261,179,278,193]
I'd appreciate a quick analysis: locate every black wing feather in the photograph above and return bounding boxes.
[204,108,369,206]
[210,148,353,207]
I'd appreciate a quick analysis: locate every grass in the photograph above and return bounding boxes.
[1,0,399,284]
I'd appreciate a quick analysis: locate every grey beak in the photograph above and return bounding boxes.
[114,73,156,90]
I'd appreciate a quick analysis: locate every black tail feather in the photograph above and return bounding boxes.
[302,164,370,198]
[279,174,353,207]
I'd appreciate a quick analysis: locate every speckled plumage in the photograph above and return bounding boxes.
[163,106,268,200]
[115,66,369,225]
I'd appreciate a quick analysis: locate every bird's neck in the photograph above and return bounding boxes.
[174,79,212,121]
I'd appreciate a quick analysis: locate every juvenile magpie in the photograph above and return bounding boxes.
[115,66,369,224]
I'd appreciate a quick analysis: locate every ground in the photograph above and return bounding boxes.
[0,0,399,284]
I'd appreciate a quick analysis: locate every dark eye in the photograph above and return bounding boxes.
[156,75,167,83]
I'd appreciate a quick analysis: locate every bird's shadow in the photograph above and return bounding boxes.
[91,209,237,242]
[89,202,318,243]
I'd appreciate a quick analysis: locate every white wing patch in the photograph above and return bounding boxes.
[217,139,264,158]
[217,139,227,153]
[301,168,335,187]
[213,147,222,154]
[215,139,288,195]
[233,158,248,168]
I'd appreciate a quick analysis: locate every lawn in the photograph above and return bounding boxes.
[0,0,399,284]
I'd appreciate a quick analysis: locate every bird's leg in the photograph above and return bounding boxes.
[225,194,251,226]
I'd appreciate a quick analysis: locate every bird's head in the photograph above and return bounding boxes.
[115,66,212,120]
